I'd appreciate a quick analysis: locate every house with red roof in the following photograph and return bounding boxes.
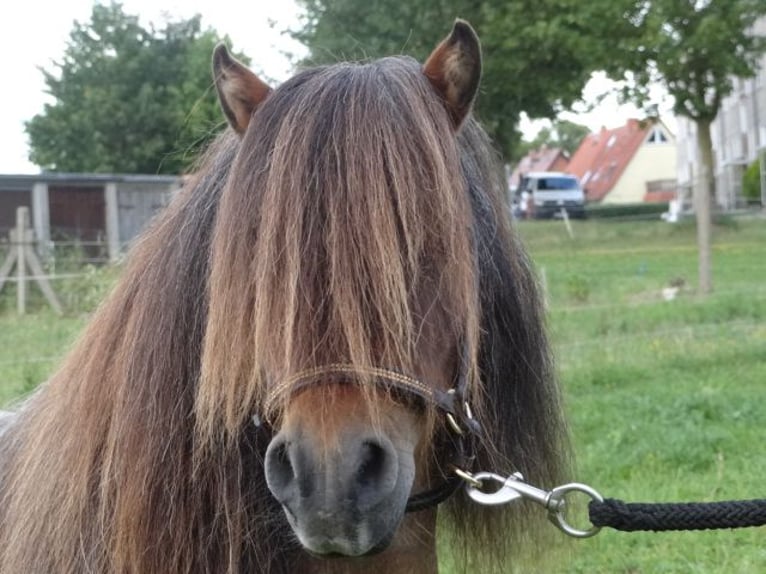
[567,118,677,204]
[508,146,570,192]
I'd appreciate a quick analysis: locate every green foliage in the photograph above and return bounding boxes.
[56,264,119,315]
[585,202,669,219]
[292,0,644,159]
[742,159,762,202]
[26,2,239,174]
[607,0,766,123]
[513,120,590,162]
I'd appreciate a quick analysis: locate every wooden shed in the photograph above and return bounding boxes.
[0,173,182,262]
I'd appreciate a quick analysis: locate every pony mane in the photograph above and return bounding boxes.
[197,57,481,442]
[444,121,571,570]
[0,56,568,574]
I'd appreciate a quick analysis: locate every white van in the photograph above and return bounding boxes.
[518,171,586,219]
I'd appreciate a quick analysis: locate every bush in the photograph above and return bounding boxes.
[585,202,669,220]
[57,264,119,315]
[742,160,762,203]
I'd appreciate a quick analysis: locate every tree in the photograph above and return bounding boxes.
[26,2,240,174]
[291,0,644,159]
[605,0,766,294]
[513,119,590,161]
[551,120,592,156]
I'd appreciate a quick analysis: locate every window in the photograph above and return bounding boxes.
[537,177,579,191]
[648,128,668,144]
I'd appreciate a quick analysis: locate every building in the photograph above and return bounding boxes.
[508,146,570,192]
[566,118,677,204]
[676,17,766,210]
[0,173,182,262]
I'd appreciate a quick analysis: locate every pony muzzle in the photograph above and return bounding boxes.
[264,422,417,556]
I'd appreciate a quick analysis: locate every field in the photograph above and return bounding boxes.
[1,217,765,572]
[519,217,766,573]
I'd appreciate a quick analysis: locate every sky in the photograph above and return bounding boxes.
[0,1,673,174]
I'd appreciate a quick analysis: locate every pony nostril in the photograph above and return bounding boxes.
[264,438,296,501]
[357,441,386,488]
[354,438,398,510]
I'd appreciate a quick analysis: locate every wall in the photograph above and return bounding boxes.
[48,185,105,241]
[0,190,30,235]
[604,126,677,204]
[116,182,177,248]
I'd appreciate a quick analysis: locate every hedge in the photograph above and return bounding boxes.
[584,202,669,219]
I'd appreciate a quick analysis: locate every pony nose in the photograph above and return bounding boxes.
[264,430,400,512]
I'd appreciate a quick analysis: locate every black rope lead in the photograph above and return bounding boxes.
[589,498,766,532]
[463,470,766,537]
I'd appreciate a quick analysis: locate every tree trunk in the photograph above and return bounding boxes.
[695,119,714,295]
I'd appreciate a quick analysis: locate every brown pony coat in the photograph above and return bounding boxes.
[0,53,568,573]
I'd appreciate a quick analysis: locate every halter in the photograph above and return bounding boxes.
[262,344,482,513]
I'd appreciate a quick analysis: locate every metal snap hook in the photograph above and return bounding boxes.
[465,472,604,539]
[465,471,525,505]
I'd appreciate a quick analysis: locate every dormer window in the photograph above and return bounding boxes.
[648,127,668,143]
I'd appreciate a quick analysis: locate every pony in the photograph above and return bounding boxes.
[0,20,569,573]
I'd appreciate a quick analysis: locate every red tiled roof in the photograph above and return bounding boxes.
[567,119,653,202]
[509,147,569,189]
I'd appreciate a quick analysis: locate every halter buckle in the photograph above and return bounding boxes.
[445,388,477,436]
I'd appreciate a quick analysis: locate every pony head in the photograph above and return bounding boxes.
[200,21,484,557]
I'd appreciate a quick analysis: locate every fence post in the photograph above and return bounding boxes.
[31,182,51,260]
[105,182,121,264]
[0,206,63,315]
[560,208,574,239]
[16,208,27,314]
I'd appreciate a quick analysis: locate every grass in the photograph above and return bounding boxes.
[0,217,764,572]
[0,312,87,405]
[518,217,766,573]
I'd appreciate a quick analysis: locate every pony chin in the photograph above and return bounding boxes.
[286,467,413,557]
[289,500,406,557]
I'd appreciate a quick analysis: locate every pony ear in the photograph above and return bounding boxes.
[212,43,272,134]
[423,20,482,129]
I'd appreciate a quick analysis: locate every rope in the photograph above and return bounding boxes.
[589,498,766,532]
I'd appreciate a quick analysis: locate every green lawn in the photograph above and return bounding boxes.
[518,217,766,573]
[1,217,764,572]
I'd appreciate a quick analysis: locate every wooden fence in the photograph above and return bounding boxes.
[0,207,63,314]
